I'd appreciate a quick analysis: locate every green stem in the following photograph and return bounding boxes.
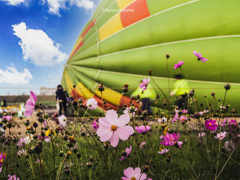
[57,155,68,180]
[38,154,46,180]
[180,149,198,179]
[215,141,240,180]
[51,138,56,179]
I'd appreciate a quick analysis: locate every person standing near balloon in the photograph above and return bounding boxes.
[131,78,156,115]
[56,85,69,116]
[170,74,190,109]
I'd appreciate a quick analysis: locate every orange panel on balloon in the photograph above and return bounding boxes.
[82,20,96,38]
[121,0,150,28]
[119,96,140,109]
[69,40,84,60]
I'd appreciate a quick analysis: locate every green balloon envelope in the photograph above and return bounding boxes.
[62,0,240,112]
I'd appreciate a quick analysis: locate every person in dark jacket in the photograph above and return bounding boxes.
[56,85,69,116]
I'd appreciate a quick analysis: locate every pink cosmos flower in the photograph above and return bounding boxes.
[225,140,235,152]
[96,110,134,147]
[193,51,208,63]
[135,125,151,134]
[205,119,218,131]
[179,115,187,122]
[0,153,6,167]
[92,121,99,130]
[17,149,27,156]
[161,133,183,148]
[182,109,188,114]
[214,131,227,140]
[139,78,150,91]
[24,91,37,117]
[42,120,48,128]
[2,115,12,121]
[17,138,25,147]
[119,145,132,161]
[158,148,169,154]
[123,107,138,117]
[58,115,67,127]
[221,118,229,126]
[8,174,20,180]
[38,136,50,143]
[86,98,98,110]
[139,141,147,151]
[174,61,184,70]
[172,112,179,123]
[198,132,205,137]
[122,167,147,180]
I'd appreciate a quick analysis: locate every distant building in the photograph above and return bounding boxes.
[40,87,55,96]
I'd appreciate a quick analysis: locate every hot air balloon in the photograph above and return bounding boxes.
[62,0,240,114]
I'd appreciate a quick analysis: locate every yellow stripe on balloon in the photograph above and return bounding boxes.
[64,71,74,92]
[99,13,123,41]
[94,88,122,106]
[116,0,135,9]
[76,82,94,99]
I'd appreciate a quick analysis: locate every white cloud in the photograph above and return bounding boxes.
[12,22,68,66]
[1,0,28,6]
[0,66,32,85]
[44,0,95,16]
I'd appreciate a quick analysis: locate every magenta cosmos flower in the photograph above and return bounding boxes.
[174,61,184,70]
[24,91,37,117]
[122,167,147,180]
[205,119,218,131]
[139,78,150,91]
[92,121,99,130]
[2,115,12,122]
[135,125,151,134]
[193,51,208,63]
[96,110,134,147]
[86,98,98,110]
[120,145,132,161]
[0,153,6,167]
[161,133,183,148]
[58,115,67,127]
[229,119,237,126]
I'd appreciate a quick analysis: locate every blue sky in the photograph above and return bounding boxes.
[0,0,100,95]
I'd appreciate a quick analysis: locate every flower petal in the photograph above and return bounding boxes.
[105,110,118,125]
[133,167,141,177]
[99,117,111,127]
[124,167,134,178]
[110,132,119,147]
[97,127,112,142]
[117,113,130,127]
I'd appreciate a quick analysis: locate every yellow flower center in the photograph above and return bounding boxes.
[131,177,136,180]
[0,159,3,163]
[111,125,117,131]
[209,123,212,126]
[171,139,174,141]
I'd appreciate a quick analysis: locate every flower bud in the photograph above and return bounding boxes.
[224,84,230,90]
